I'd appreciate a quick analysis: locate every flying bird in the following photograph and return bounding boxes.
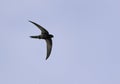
[29,20,54,60]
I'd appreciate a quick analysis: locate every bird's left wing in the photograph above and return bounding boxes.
[45,38,52,60]
[29,20,49,34]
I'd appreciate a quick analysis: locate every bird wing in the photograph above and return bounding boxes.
[45,38,52,60]
[29,20,49,34]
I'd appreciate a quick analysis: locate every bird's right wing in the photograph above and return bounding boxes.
[45,38,52,60]
[29,20,49,34]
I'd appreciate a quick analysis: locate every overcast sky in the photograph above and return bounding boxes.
[0,0,120,84]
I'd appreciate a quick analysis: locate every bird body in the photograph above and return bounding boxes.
[29,20,53,60]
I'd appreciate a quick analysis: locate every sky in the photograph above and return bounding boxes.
[0,0,120,84]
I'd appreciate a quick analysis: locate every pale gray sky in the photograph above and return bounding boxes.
[0,0,120,84]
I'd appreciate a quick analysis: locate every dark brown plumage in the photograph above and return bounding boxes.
[29,20,53,60]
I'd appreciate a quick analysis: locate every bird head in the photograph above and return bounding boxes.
[49,34,54,38]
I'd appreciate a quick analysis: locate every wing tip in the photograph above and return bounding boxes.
[28,20,33,23]
[46,57,49,60]
[46,54,50,60]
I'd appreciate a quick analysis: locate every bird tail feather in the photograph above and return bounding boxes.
[30,36,39,38]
